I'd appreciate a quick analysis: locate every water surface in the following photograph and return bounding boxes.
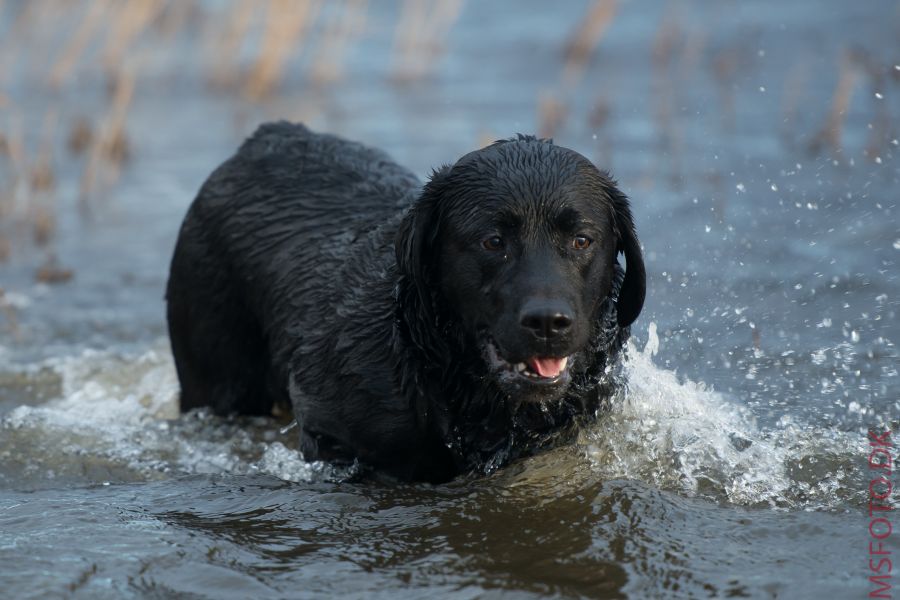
[1,1,898,597]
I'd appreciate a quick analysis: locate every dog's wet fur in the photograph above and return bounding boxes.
[167,123,645,482]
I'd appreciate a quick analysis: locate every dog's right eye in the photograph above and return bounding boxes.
[482,236,504,251]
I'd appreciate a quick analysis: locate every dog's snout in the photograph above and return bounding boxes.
[519,300,573,339]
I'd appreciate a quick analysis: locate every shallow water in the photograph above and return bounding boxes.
[1,0,899,597]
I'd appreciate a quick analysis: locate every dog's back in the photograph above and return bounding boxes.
[166,122,419,416]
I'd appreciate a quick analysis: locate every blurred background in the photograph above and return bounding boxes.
[0,2,899,597]
[1,0,897,406]
[0,0,896,422]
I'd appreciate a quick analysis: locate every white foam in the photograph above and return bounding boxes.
[582,324,864,508]
[1,341,326,483]
[2,333,864,505]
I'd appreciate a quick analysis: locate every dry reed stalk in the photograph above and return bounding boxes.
[562,0,616,87]
[35,253,73,284]
[711,50,737,131]
[0,109,25,208]
[31,206,55,246]
[309,0,368,86]
[209,0,256,89]
[809,50,858,155]
[847,48,892,162]
[0,111,25,165]
[0,225,7,261]
[588,100,610,130]
[7,1,68,76]
[29,108,58,194]
[102,0,165,72]
[652,15,678,113]
[390,0,425,81]
[154,0,194,39]
[80,67,136,202]
[651,15,683,187]
[244,0,322,100]
[709,34,762,135]
[588,99,613,168]
[676,27,706,86]
[537,93,567,139]
[0,0,29,88]
[390,0,463,82]
[779,59,810,148]
[428,0,464,52]
[0,109,24,260]
[67,117,94,156]
[0,287,20,338]
[29,109,59,247]
[47,0,111,89]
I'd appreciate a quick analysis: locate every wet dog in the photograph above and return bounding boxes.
[166,123,645,482]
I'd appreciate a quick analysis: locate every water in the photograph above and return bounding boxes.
[1,1,898,597]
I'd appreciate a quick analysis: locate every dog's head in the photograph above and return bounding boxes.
[396,136,644,403]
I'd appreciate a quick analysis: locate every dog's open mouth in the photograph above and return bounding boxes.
[484,340,572,385]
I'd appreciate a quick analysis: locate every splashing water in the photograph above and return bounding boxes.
[581,323,866,509]
[1,331,866,507]
[0,341,338,486]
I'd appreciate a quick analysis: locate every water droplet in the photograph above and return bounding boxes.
[875,92,884,100]
[644,322,659,357]
[736,183,745,192]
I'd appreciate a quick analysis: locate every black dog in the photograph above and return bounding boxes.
[166,122,644,482]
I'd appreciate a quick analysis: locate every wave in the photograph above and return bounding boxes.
[1,330,867,507]
[583,323,866,508]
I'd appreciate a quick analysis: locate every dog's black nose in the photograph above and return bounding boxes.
[519,300,573,339]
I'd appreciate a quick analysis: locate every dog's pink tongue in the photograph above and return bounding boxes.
[528,357,567,378]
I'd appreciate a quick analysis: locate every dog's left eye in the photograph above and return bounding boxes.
[482,236,505,251]
[572,235,592,250]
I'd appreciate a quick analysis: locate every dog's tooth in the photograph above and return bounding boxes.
[515,362,526,372]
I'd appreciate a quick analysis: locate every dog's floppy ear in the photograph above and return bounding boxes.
[606,183,645,327]
[395,166,451,348]
[395,166,449,284]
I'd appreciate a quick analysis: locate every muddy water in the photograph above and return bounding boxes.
[1,1,898,597]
